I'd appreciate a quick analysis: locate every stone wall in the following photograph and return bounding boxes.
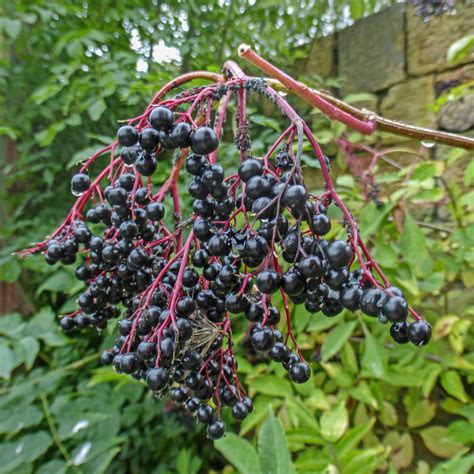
[298,2,474,138]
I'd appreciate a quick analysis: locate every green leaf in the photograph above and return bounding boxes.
[248,375,293,397]
[447,34,474,64]
[214,433,261,474]
[0,344,16,380]
[25,308,55,337]
[34,121,66,147]
[447,421,474,445]
[0,259,22,283]
[407,399,436,428]
[320,401,348,442]
[335,418,375,457]
[349,0,365,19]
[361,328,387,379]
[464,160,474,187]
[88,99,107,121]
[440,371,469,403]
[16,337,40,370]
[320,321,357,362]
[2,18,22,40]
[420,426,466,459]
[0,406,43,434]
[0,432,52,473]
[0,313,25,338]
[432,453,474,474]
[400,213,428,263]
[35,271,73,296]
[258,410,295,474]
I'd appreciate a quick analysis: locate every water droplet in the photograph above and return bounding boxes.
[71,419,90,435]
[71,441,92,465]
[71,187,84,197]
[278,91,288,97]
[124,162,135,168]
[421,140,435,148]
[15,444,24,455]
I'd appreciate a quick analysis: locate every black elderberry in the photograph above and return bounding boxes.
[190,126,219,155]
[71,173,90,195]
[326,240,353,268]
[186,397,200,413]
[360,288,385,317]
[207,234,231,256]
[196,404,215,424]
[186,154,208,175]
[269,342,290,362]
[134,187,150,205]
[341,286,362,311]
[100,350,114,365]
[117,125,139,147]
[312,213,331,235]
[139,128,160,151]
[244,303,264,323]
[246,176,271,199]
[299,255,324,278]
[137,341,156,360]
[282,352,300,370]
[170,387,188,403]
[118,173,136,191]
[289,362,311,383]
[281,270,305,296]
[120,146,140,166]
[60,316,75,332]
[256,269,281,294]
[192,249,209,267]
[390,321,409,344]
[250,326,275,352]
[168,122,192,148]
[135,155,157,176]
[231,401,249,420]
[238,158,263,182]
[407,320,432,346]
[283,184,307,213]
[120,353,139,374]
[146,367,169,391]
[107,187,128,206]
[381,296,408,322]
[149,106,174,131]
[207,420,225,440]
[326,267,349,290]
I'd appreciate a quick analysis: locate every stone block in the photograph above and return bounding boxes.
[380,75,436,129]
[301,34,336,79]
[407,2,474,76]
[338,3,406,95]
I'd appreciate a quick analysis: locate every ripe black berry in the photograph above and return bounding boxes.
[407,320,432,346]
[71,173,90,195]
[190,126,219,155]
[207,420,225,440]
[256,269,281,294]
[146,367,169,391]
[250,326,275,352]
[149,106,174,131]
[289,362,311,383]
[390,321,409,344]
[117,125,138,147]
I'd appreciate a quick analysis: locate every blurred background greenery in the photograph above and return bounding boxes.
[0,1,473,473]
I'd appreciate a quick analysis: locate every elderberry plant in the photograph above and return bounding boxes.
[19,59,433,440]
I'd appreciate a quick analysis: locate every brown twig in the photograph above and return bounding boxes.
[238,44,474,150]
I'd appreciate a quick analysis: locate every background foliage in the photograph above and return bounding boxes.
[0,1,473,473]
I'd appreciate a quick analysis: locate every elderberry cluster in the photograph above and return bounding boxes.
[33,81,432,441]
